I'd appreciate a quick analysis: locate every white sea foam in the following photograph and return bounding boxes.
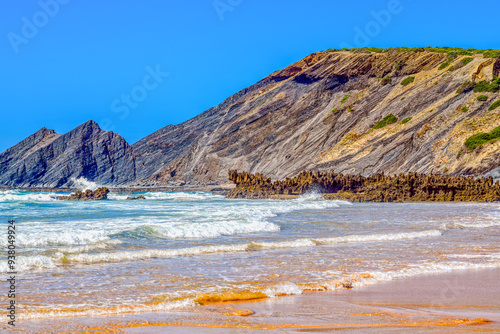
[52,239,122,254]
[313,230,442,245]
[439,221,500,230]
[14,230,111,247]
[0,255,57,273]
[146,191,223,201]
[70,177,100,191]
[60,230,443,265]
[250,238,316,250]
[144,220,280,239]
[64,243,250,264]
[264,260,500,296]
[20,299,195,320]
[296,192,325,202]
[0,190,58,202]
[264,282,304,297]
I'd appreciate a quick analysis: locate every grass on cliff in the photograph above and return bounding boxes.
[380,75,392,85]
[456,78,499,94]
[394,61,405,71]
[477,95,488,101]
[448,57,474,71]
[473,77,500,93]
[373,114,398,129]
[400,117,412,124]
[341,93,350,103]
[401,76,415,86]
[325,47,500,58]
[489,101,500,111]
[439,53,457,70]
[465,125,500,150]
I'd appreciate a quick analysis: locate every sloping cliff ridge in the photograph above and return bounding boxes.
[1,47,500,187]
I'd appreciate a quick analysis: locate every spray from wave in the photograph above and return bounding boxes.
[69,177,101,191]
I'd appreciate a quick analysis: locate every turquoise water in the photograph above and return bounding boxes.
[0,189,499,320]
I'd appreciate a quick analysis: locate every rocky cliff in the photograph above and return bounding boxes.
[2,48,500,187]
[0,121,135,187]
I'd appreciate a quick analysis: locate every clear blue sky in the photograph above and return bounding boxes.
[1,0,499,152]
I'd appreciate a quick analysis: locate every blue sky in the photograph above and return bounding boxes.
[1,0,499,152]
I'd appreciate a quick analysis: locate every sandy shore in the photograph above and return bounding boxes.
[11,267,499,333]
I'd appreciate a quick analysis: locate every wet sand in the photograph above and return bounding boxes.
[11,267,499,333]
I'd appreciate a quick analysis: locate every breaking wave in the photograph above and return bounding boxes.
[55,230,443,265]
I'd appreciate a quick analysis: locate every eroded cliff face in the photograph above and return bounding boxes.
[2,50,500,187]
[225,170,500,202]
[138,50,500,185]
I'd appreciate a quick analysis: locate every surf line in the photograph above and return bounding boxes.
[6,219,16,326]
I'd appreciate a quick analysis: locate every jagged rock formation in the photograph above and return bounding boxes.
[1,49,500,187]
[57,187,109,201]
[126,195,146,200]
[226,170,500,202]
[0,121,136,187]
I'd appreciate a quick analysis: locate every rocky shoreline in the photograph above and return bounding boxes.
[226,170,500,202]
[0,184,234,195]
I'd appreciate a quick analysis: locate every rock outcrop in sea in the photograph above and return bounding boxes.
[1,48,500,187]
[57,187,110,201]
[226,170,500,202]
[126,195,146,200]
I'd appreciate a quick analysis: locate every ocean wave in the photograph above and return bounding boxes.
[313,230,442,244]
[146,191,224,201]
[0,190,59,202]
[11,230,111,247]
[52,239,122,254]
[0,255,57,273]
[269,259,500,296]
[107,191,225,201]
[128,220,280,239]
[19,299,194,320]
[59,230,442,265]
[69,177,101,191]
[62,243,250,264]
[296,192,326,202]
[439,221,500,230]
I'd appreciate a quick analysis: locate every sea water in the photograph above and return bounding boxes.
[0,189,499,320]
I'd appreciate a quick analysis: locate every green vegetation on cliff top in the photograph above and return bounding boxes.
[324,47,500,58]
